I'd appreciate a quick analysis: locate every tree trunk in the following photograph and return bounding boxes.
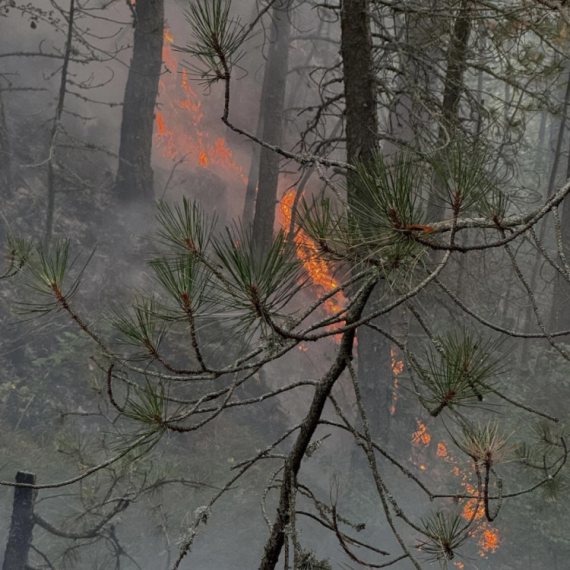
[427,0,473,222]
[251,0,291,251]
[45,0,75,247]
[520,71,570,343]
[550,102,570,333]
[242,60,271,227]
[2,472,36,570]
[340,0,393,441]
[0,89,11,201]
[115,0,164,202]
[341,0,378,180]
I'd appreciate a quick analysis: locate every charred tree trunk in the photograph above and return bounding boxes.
[427,0,473,222]
[340,0,392,441]
[517,70,570,362]
[341,0,377,182]
[251,0,291,251]
[2,472,36,570]
[115,0,164,202]
[45,0,75,247]
[242,61,271,227]
[0,90,11,201]
[550,102,570,333]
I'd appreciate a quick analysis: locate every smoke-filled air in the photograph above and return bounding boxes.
[2,0,570,569]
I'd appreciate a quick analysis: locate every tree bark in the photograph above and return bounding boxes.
[2,472,36,570]
[258,283,374,570]
[340,0,393,441]
[524,70,570,347]
[251,0,291,252]
[0,89,11,201]
[45,0,75,247]
[242,63,271,227]
[550,92,570,333]
[340,0,378,184]
[115,0,164,202]
[427,0,473,222]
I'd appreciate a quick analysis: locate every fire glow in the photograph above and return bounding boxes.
[411,423,500,559]
[279,189,347,325]
[154,30,247,182]
[390,348,404,415]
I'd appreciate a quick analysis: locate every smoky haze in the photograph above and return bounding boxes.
[0,1,569,570]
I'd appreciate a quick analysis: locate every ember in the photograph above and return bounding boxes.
[410,421,500,558]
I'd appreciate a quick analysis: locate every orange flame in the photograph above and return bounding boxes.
[412,420,431,447]
[390,348,404,415]
[409,422,500,558]
[154,30,247,183]
[479,527,499,555]
[279,189,347,331]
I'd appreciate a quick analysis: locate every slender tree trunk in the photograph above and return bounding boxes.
[44,0,75,247]
[242,62,271,227]
[534,108,548,173]
[258,284,374,570]
[251,0,291,251]
[427,0,473,222]
[2,472,36,570]
[517,72,570,368]
[115,0,164,202]
[550,106,570,332]
[0,89,11,201]
[340,0,393,442]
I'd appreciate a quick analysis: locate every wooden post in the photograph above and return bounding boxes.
[2,472,36,570]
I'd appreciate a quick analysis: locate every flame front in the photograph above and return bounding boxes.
[279,189,347,327]
[411,424,500,558]
[154,31,247,183]
[390,348,404,415]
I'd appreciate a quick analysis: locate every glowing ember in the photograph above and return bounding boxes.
[390,348,404,415]
[154,30,247,183]
[412,420,431,447]
[409,422,500,558]
[279,189,347,327]
[462,482,485,521]
[479,527,499,555]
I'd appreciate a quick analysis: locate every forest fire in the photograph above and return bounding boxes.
[411,423,500,559]
[390,348,404,415]
[279,189,347,322]
[154,30,247,183]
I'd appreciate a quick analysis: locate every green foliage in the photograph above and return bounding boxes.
[516,419,568,503]
[155,198,216,256]
[1,235,33,279]
[213,225,306,333]
[420,330,504,416]
[113,297,168,360]
[429,140,500,214]
[16,240,91,315]
[179,0,247,85]
[298,196,347,261]
[418,510,469,562]
[150,254,214,321]
[458,421,511,465]
[351,152,425,259]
